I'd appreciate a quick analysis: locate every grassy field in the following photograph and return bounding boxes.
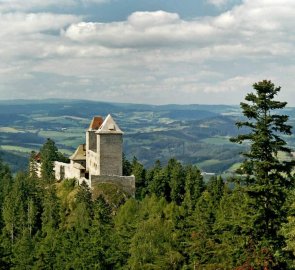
[1,145,38,153]
[0,127,25,133]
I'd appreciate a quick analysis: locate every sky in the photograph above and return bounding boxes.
[0,0,294,105]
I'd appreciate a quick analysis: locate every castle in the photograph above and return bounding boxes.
[39,114,135,194]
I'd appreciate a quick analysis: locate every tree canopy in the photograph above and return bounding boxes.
[231,80,295,269]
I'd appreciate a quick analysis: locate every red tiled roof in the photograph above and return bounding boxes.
[34,152,41,161]
[89,116,103,130]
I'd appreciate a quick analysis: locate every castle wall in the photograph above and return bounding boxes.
[87,150,100,175]
[97,134,122,176]
[86,130,97,171]
[54,161,81,180]
[91,175,135,195]
[86,130,97,152]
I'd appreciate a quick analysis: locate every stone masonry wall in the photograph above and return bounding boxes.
[97,134,123,176]
[54,161,80,180]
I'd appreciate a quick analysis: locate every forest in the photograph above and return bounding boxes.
[0,80,295,269]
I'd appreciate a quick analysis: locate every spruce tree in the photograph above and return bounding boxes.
[230,80,295,269]
[167,158,185,205]
[183,165,204,213]
[40,138,58,182]
[131,157,146,199]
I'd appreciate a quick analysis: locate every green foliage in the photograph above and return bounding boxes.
[40,138,58,182]
[207,176,225,206]
[41,185,61,235]
[29,151,38,178]
[131,156,146,199]
[122,153,132,176]
[231,80,295,269]
[0,159,12,230]
[167,158,185,205]
[183,165,204,213]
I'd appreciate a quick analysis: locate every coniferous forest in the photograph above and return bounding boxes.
[0,81,295,269]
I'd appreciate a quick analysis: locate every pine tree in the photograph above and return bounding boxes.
[40,138,58,182]
[0,159,12,230]
[167,158,185,205]
[183,165,204,213]
[206,176,225,206]
[41,185,61,236]
[11,230,35,269]
[230,80,295,269]
[29,151,38,178]
[122,153,132,176]
[131,157,146,199]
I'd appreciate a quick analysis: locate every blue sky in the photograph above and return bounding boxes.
[0,0,294,105]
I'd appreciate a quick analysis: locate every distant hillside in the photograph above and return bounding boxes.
[0,99,294,174]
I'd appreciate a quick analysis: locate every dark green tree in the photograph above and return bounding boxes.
[183,165,204,213]
[184,190,217,269]
[148,167,170,200]
[0,159,12,230]
[72,181,93,232]
[230,80,295,269]
[11,230,35,269]
[29,151,38,178]
[131,157,146,199]
[122,153,132,176]
[40,138,58,182]
[206,176,225,206]
[41,185,61,236]
[167,158,185,205]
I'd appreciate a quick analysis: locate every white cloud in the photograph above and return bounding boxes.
[64,11,217,47]
[127,10,180,28]
[81,0,109,4]
[0,12,80,37]
[207,0,229,7]
[1,0,295,104]
[63,2,295,57]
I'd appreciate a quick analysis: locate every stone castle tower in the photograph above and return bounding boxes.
[86,114,123,177]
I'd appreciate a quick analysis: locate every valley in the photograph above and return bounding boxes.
[0,99,294,174]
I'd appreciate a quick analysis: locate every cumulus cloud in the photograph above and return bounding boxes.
[128,11,180,28]
[1,0,295,104]
[0,12,80,37]
[64,10,218,47]
[63,2,295,56]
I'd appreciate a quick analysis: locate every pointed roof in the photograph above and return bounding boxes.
[96,114,123,134]
[89,116,104,130]
[34,152,41,162]
[70,144,86,161]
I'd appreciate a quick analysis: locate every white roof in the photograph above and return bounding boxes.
[96,114,123,134]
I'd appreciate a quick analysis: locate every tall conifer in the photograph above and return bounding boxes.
[231,80,295,269]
